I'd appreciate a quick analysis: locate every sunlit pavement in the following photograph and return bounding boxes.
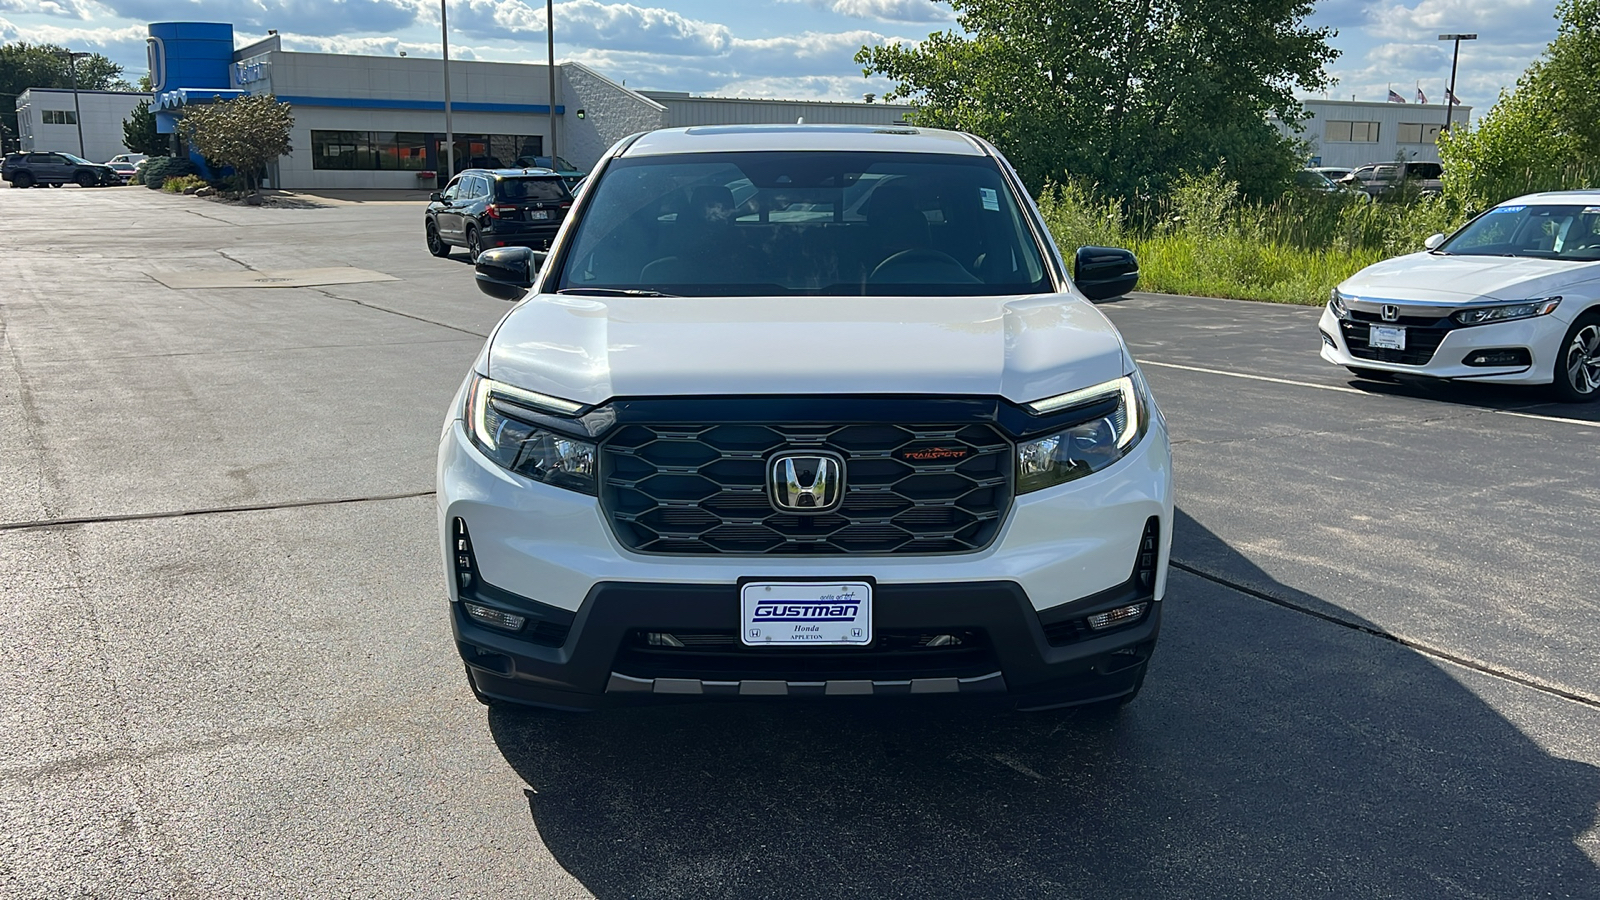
[2,186,1596,898]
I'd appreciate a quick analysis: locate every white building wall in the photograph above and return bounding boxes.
[16,89,150,161]
[642,92,913,128]
[558,63,667,168]
[1274,99,1472,170]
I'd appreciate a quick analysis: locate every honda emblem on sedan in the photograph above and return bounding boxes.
[1381,304,1400,322]
[769,452,845,513]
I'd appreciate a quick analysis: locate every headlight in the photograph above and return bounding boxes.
[465,374,597,494]
[1452,297,1561,326]
[1329,289,1349,319]
[1017,374,1147,493]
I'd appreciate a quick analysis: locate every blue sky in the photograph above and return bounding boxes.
[0,0,1562,115]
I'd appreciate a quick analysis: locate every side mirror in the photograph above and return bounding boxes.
[475,247,546,301]
[1074,246,1139,302]
[429,191,443,202]
[1423,233,1446,251]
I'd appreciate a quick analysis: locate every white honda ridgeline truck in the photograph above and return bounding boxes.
[437,125,1173,713]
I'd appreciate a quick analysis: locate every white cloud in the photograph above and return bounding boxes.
[0,0,92,18]
[94,0,426,36]
[1366,0,1559,44]
[782,0,951,24]
[449,0,733,55]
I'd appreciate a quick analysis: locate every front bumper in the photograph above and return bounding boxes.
[438,405,1173,711]
[1318,305,1565,384]
[456,579,1159,711]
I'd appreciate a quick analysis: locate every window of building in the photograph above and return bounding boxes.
[1396,122,1442,144]
[1325,120,1379,143]
[374,132,429,170]
[311,130,374,169]
[42,110,78,125]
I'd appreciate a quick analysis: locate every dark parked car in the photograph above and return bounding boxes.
[2,151,118,188]
[425,168,574,261]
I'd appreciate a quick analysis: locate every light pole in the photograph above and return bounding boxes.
[441,0,455,178]
[66,50,90,158]
[1437,33,1476,134]
[546,0,558,164]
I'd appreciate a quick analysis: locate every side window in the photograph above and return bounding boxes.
[471,176,489,199]
[441,177,462,201]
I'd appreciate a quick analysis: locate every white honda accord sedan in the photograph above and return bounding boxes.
[1319,191,1600,402]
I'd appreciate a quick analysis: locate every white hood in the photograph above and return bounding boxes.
[485,292,1129,406]
[1341,251,1600,302]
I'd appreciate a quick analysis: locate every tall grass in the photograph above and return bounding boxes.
[1037,171,1468,305]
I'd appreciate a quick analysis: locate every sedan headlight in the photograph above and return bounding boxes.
[1329,289,1349,319]
[1017,374,1148,493]
[465,374,597,494]
[1452,297,1561,326]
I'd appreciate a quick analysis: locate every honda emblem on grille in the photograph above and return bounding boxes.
[769,452,845,513]
[1381,304,1400,322]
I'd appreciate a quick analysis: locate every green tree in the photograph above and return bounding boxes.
[180,94,294,196]
[1439,0,1600,211]
[122,99,170,157]
[1,42,128,153]
[856,0,1338,204]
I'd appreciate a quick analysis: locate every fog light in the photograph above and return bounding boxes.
[925,634,962,647]
[1087,602,1150,631]
[645,632,685,648]
[1320,330,1336,348]
[464,602,526,632]
[1462,348,1531,367]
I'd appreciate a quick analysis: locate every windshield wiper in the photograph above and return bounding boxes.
[557,287,678,298]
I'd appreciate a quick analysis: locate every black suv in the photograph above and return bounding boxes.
[2,151,117,188]
[425,168,573,261]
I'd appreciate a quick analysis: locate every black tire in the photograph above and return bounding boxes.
[426,222,451,258]
[1346,366,1399,382]
[465,226,483,262]
[75,171,97,188]
[1551,312,1600,403]
[12,171,33,189]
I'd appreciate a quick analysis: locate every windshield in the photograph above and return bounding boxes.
[496,177,568,201]
[554,151,1051,297]
[1439,203,1600,261]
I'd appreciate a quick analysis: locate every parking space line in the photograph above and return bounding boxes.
[1137,360,1369,395]
[0,491,437,533]
[1139,359,1600,429]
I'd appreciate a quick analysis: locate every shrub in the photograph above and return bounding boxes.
[142,156,196,190]
[162,174,207,194]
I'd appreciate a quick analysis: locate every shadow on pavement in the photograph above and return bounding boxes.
[488,510,1600,899]
[1339,373,1600,422]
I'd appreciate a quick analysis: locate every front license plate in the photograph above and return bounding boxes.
[741,581,872,647]
[529,210,549,220]
[1369,324,1406,350]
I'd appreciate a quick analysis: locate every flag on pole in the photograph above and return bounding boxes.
[1415,87,1428,104]
[1445,88,1460,105]
[1388,89,1406,103]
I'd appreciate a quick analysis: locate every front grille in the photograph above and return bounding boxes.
[1339,319,1451,366]
[601,423,1012,555]
[614,628,998,681]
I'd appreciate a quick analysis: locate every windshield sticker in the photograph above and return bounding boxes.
[979,187,1000,211]
[1490,205,1526,214]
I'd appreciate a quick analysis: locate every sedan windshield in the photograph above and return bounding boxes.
[1439,203,1600,261]
[554,151,1051,296]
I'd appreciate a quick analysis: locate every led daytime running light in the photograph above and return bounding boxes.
[1027,376,1139,449]
[470,375,585,449]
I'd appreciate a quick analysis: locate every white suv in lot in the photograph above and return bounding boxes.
[438,125,1173,712]
[1321,191,1600,401]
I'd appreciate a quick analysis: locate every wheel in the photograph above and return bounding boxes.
[1551,313,1600,403]
[75,171,97,188]
[426,222,451,257]
[1346,366,1399,382]
[12,171,33,189]
[465,226,483,262]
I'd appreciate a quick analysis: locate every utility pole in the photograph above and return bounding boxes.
[546,0,558,164]
[442,0,455,178]
[67,51,90,158]
[1437,33,1477,134]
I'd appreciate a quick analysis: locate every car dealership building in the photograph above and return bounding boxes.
[14,21,910,189]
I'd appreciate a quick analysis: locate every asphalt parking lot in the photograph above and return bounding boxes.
[2,185,1597,899]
